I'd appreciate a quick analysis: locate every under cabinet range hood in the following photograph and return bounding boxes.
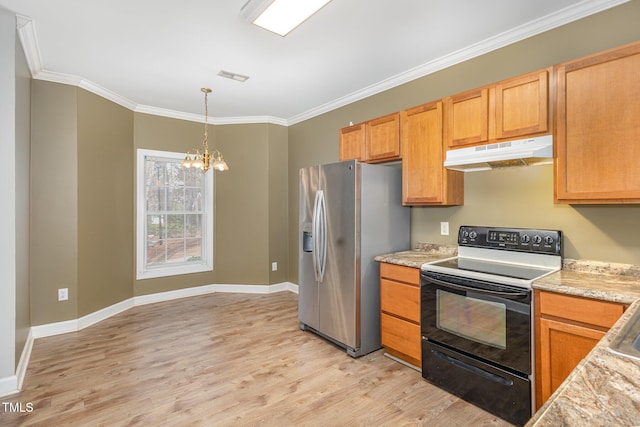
[444,135,553,172]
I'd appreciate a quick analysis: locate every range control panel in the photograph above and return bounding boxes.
[458,226,562,255]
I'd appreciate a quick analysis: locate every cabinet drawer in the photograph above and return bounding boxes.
[538,291,624,329]
[381,313,421,362]
[380,263,420,285]
[380,279,420,323]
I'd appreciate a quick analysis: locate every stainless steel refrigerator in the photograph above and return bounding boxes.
[298,160,410,357]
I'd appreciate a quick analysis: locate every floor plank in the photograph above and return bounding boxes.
[2,292,513,426]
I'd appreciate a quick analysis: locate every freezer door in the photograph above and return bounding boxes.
[318,160,358,349]
[299,166,320,329]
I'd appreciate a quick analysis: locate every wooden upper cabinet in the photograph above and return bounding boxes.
[365,113,401,162]
[555,41,640,204]
[445,68,551,149]
[339,113,400,163]
[444,88,490,148]
[495,69,549,139]
[401,101,463,206]
[339,122,365,162]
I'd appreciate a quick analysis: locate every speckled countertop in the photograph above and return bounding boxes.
[374,243,457,268]
[376,248,640,426]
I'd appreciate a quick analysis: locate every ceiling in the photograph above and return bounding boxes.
[0,0,629,125]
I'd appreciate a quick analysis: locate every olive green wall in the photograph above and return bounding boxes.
[133,115,289,295]
[268,124,289,284]
[31,83,135,324]
[15,29,31,367]
[214,123,289,285]
[31,81,78,325]
[77,90,133,316]
[287,1,640,282]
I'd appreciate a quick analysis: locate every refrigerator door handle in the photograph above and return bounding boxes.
[317,190,327,282]
[312,190,322,282]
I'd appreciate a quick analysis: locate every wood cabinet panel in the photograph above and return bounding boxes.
[401,100,463,206]
[380,279,420,323]
[538,291,624,329]
[380,262,420,285]
[537,317,605,405]
[381,312,421,363]
[534,290,625,409]
[339,123,365,161]
[379,263,422,367]
[555,41,640,203]
[366,113,401,162]
[445,88,489,148]
[495,69,549,139]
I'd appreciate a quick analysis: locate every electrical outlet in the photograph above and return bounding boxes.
[58,288,69,301]
[440,222,450,236]
[271,262,278,271]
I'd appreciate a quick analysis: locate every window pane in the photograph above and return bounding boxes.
[146,215,162,238]
[185,189,202,211]
[146,239,166,266]
[185,214,202,237]
[186,238,202,261]
[167,214,184,238]
[165,239,186,263]
[168,187,185,211]
[184,168,201,187]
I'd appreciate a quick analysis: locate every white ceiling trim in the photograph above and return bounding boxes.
[15,0,630,127]
[287,0,630,126]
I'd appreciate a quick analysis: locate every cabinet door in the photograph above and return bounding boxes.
[401,100,463,205]
[381,313,421,365]
[445,88,489,148]
[495,69,549,139]
[537,317,605,407]
[365,113,401,162]
[339,123,365,161]
[555,41,640,203]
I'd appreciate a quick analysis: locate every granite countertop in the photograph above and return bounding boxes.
[374,243,457,268]
[528,261,640,426]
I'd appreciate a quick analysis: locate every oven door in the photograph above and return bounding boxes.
[420,271,531,375]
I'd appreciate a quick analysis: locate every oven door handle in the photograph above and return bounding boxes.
[423,275,529,300]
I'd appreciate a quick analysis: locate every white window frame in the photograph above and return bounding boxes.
[136,149,214,280]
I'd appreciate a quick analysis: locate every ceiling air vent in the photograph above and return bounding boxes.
[217,70,250,82]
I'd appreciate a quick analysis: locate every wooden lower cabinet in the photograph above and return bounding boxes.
[379,263,421,367]
[535,290,625,409]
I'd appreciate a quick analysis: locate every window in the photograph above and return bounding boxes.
[136,149,213,280]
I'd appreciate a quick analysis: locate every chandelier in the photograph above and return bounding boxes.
[181,88,229,172]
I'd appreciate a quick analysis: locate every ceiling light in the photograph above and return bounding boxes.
[181,88,229,173]
[241,0,333,36]
[217,70,250,82]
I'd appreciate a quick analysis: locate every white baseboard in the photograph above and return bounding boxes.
[15,328,34,390]
[10,282,298,397]
[0,374,18,398]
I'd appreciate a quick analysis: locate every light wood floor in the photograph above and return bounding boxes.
[3,292,513,426]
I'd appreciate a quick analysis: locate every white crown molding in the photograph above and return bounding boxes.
[15,14,42,75]
[14,0,629,127]
[135,104,288,126]
[287,0,631,125]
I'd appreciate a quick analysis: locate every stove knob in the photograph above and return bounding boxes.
[544,236,554,245]
[533,235,542,244]
[469,231,477,239]
[521,234,531,244]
